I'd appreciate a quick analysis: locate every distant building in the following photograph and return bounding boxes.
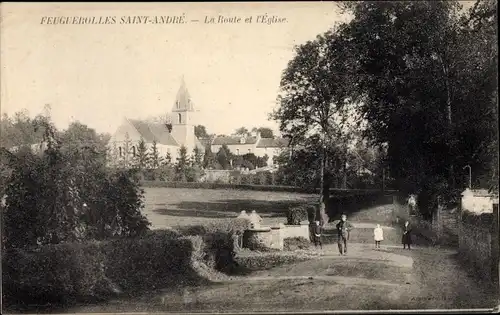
[7,142,49,155]
[108,78,205,166]
[210,132,289,167]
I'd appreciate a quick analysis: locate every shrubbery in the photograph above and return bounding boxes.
[174,218,250,273]
[284,237,311,251]
[236,253,313,272]
[1,231,216,307]
[286,206,308,225]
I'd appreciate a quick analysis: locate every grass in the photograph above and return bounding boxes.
[142,187,318,228]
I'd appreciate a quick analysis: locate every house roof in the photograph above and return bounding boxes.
[256,137,289,148]
[128,119,179,146]
[212,136,258,145]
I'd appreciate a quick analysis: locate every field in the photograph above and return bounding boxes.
[142,187,318,229]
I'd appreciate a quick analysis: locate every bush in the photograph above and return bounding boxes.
[236,253,312,272]
[185,166,205,183]
[175,218,249,236]
[2,242,106,306]
[174,218,250,273]
[257,172,267,185]
[265,171,275,186]
[284,237,311,251]
[102,235,195,293]
[287,206,308,225]
[3,137,151,249]
[2,232,208,308]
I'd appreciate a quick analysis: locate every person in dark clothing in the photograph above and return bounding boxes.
[313,221,322,249]
[336,214,353,255]
[402,220,412,249]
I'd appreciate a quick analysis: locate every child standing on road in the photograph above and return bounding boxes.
[313,220,322,249]
[373,224,384,249]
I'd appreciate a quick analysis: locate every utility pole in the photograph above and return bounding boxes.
[382,167,386,192]
[463,165,472,189]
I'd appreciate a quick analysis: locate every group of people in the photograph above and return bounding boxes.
[311,214,413,254]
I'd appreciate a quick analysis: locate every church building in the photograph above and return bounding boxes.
[108,78,205,166]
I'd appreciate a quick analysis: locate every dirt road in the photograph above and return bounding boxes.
[68,204,498,313]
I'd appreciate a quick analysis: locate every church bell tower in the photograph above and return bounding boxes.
[170,76,196,151]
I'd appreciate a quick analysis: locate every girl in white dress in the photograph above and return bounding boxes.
[374,224,384,249]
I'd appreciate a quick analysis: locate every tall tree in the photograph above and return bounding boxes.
[149,140,163,169]
[192,146,203,166]
[216,145,231,170]
[338,0,498,213]
[194,125,209,138]
[234,127,249,136]
[257,127,274,138]
[203,145,217,169]
[272,29,358,224]
[175,145,189,181]
[132,138,150,172]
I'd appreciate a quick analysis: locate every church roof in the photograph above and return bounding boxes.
[128,119,179,146]
[256,137,289,148]
[172,77,195,112]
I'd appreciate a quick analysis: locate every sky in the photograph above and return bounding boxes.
[1,2,350,136]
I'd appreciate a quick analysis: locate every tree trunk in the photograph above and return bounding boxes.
[318,147,329,225]
[342,160,347,189]
[439,54,455,189]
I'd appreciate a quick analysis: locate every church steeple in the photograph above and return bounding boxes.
[172,76,194,112]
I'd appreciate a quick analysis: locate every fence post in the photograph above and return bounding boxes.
[491,203,499,297]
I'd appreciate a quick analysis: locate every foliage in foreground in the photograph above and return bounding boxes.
[2,218,251,309]
[2,114,150,249]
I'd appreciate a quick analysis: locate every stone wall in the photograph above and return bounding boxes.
[458,207,499,285]
[241,218,309,251]
[282,224,310,240]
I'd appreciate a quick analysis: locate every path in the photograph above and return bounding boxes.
[67,204,498,313]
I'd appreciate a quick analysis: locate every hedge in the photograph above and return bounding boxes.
[235,253,314,272]
[2,221,248,309]
[461,211,493,227]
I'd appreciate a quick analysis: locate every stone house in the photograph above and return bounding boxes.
[210,133,289,167]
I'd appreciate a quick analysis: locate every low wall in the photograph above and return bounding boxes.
[459,220,492,280]
[282,224,310,240]
[203,170,232,184]
[242,223,309,251]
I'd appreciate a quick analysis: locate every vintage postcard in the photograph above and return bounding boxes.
[1,1,498,314]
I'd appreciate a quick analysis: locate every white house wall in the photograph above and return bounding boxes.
[253,147,284,166]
